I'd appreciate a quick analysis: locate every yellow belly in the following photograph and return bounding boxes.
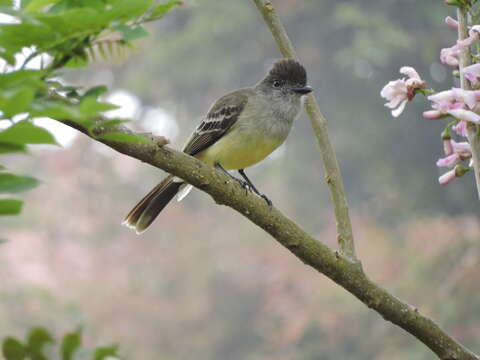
[195,131,283,170]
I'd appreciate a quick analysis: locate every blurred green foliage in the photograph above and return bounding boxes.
[2,327,120,360]
[0,0,180,216]
[0,120,56,216]
[0,0,179,357]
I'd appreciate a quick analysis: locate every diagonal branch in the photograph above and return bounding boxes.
[252,0,357,260]
[457,6,480,199]
[54,113,478,360]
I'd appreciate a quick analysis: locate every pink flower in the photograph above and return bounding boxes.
[441,25,480,67]
[451,140,472,157]
[445,16,458,31]
[380,67,425,117]
[400,67,419,78]
[428,88,480,111]
[423,110,444,120]
[381,79,408,117]
[462,63,480,85]
[438,165,471,186]
[453,121,468,136]
[447,108,480,124]
[428,90,459,111]
[437,153,460,167]
[456,25,480,48]
[440,45,462,67]
[439,169,457,185]
[436,140,471,168]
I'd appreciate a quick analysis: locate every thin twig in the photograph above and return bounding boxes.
[457,6,480,199]
[251,0,356,260]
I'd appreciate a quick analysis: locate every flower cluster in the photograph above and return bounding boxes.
[437,136,472,184]
[380,14,478,186]
[440,25,480,68]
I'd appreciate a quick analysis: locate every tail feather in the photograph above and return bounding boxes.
[123,175,183,234]
[177,184,193,202]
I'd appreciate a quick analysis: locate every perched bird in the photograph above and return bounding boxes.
[123,59,312,233]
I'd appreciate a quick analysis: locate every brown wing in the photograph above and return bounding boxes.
[182,89,250,156]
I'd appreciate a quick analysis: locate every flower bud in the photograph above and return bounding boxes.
[443,139,453,156]
[447,109,480,124]
[439,169,456,185]
[445,16,459,30]
[423,110,444,120]
[441,129,453,155]
[438,164,470,185]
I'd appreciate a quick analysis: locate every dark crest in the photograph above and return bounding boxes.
[268,59,307,86]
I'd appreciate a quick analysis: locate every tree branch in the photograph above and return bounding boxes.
[457,6,480,199]
[54,114,478,360]
[252,0,357,260]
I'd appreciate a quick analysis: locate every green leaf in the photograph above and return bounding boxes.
[0,22,55,52]
[0,164,5,170]
[0,199,23,215]
[79,97,118,118]
[2,337,26,360]
[98,132,153,144]
[0,70,44,89]
[64,54,89,69]
[48,0,104,12]
[1,87,35,118]
[0,48,16,65]
[26,327,54,360]
[104,0,153,21]
[83,85,108,99]
[0,142,26,154]
[0,121,57,145]
[21,0,34,9]
[30,102,82,122]
[0,173,40,193]
[0,71,44,117]
[93,345,118,360]
[0,0,13,7]
[147,0,181,21]
[114,24,149,42]
[60,330,81,360]
[24,0,59,12]
[36,8,106,37]
[75,119,97,130]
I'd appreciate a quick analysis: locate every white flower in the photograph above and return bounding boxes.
[380,67,425,117]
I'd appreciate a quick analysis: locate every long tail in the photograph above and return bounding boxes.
[122,175,183,234]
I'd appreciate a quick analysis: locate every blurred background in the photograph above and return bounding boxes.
[1,0,479,359]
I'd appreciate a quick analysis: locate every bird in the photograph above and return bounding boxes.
[123,58,312,233]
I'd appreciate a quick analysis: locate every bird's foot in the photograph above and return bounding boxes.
[235,178,272,206]
[260,193,273,208]
[238,178,253,195]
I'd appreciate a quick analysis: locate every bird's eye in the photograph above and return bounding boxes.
[273,80,282,88]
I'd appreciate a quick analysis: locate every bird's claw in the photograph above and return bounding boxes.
[240,180,251,195]
[260,194,273,208]
[231,174,272,207]
[234,178,251,194]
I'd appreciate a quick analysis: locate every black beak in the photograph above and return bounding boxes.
[291,86,313,95]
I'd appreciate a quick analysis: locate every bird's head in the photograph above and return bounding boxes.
[259,59,312,97]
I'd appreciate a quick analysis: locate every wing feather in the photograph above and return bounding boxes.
[182,89,250,156]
